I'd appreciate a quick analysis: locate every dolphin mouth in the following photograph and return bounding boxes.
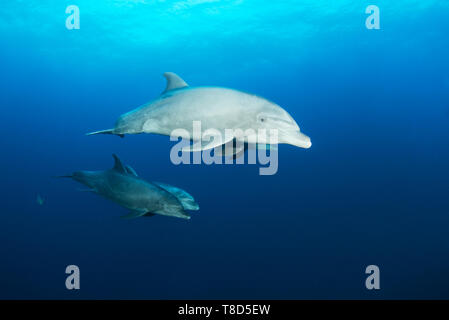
[280,130,312,149]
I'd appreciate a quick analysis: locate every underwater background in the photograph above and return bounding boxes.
[1,0,449,299]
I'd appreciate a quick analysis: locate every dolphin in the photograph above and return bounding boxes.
[87,72,312,153]
[58,154,199,220]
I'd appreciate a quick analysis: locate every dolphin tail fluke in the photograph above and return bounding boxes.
[86,129,124,138]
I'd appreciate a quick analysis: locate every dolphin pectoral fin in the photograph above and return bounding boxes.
[152,209,191,220]
[143,213,156,217]
[182,134,234,152]
[213,139,247,159]
[214,139,235,157]
[182,139,222,152]
[232,143,248,160]
[182,140,208,152]
[121,210,148,219]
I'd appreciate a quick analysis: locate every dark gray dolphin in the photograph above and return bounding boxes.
[59,154,199,220]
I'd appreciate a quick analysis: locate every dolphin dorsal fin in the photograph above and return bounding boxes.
[162,72,188,94]
[112,154,127,173]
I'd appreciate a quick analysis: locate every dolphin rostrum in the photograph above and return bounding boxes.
[59,154,199,220]
[87,72,312,152]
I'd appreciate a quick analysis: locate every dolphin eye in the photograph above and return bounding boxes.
[258,115,266,123]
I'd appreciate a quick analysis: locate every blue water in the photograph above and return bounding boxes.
[1,0,449,299]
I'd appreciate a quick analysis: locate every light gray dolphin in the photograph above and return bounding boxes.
[58,154,199,220]
[87,72,312,153]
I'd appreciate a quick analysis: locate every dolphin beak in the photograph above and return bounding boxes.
[281,131,312,149]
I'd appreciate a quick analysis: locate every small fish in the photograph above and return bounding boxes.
[36,194,45,205]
